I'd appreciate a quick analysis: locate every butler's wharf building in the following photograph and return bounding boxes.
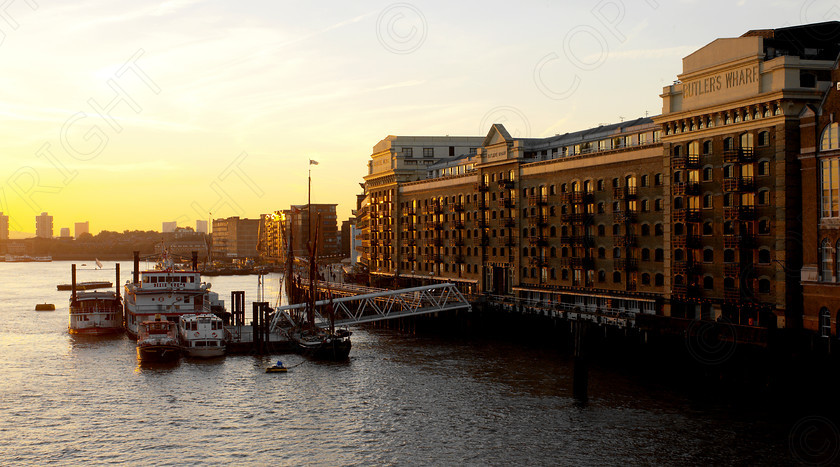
[360,22,840,332]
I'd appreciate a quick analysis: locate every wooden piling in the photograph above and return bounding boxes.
[573,320,589,403]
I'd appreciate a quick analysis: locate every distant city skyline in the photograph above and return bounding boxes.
[1,2,839,234]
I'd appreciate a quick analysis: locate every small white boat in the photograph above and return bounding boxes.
[178,313,226,358]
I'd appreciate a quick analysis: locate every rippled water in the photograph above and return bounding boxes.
[0,261,811,465]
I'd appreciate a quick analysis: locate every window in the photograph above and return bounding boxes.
[402,147,414,157]
[654,173,663,186]
[758,278,771,294]
[723,137,734,151]
[655,274,664,286]
[703,167,713,181]
[641,248,650,261]
[654,198,663,211]
[642,273,650,285]
[423,148,435,158]
[703,194,713,208]
[703,248,714,262]
[655,248,664,262]
[641,175,648,187]
[702,140,712,155]
[598,247,606,259]
[655,223,664,236]
[758,160,770,176]
[758,190,770,205]
[704,276,714,290]
[641,224,650,236]
[821,158,840,218]
[758,131,770,146]
[821,239,833,282]
[823,123,840,150]
[613,271,622,283]
[820,308,831,337]
[758,249,771,264]
[724,249,735,263]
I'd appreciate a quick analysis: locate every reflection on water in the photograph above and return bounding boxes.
[0,261,807,464]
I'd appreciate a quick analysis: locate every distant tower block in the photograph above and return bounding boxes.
[36,212,53,239]
[162,221,177,233]
[74,221,89,239]
[196,220,208,234]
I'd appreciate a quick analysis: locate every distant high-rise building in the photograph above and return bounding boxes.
[196,220,208,234]
[211,217,260,259]
[162,221,177,233]
[74,221,89,239]
[0,212,8,240]
[60,227,71,238]
[35,212,53,239]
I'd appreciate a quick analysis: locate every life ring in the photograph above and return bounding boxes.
[194,332,199,337]
[158,297,163,302]
[211,332,217,338]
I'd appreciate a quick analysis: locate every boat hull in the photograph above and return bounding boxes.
[69,326,123,336]
[295,336,352,361]
[182,347,226,358]
[137,345,180,362]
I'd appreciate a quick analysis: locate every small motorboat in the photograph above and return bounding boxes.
[266,361,288,373]
[35,303,56,311]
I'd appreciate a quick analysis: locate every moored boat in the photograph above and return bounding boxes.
[178,313,226,357]
[58,281,113,291]
[68,263,123,335]
[136,316,180,362]
[291,328,352,360]
[123,251,225,339]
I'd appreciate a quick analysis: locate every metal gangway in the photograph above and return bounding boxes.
[268,283,471,332]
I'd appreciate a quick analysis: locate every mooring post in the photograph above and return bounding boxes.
[252,302,260,353]
[573,320,589,403]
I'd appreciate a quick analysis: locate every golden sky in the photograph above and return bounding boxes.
[0,0,835,236]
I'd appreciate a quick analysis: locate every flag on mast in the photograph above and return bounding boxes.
[309,159,319,165]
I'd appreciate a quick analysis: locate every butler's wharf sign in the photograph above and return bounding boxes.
[681,64,760,109]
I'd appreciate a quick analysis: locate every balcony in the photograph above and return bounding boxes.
[527,215,549,227]
[479,235,490,247]
[614,234,637,247]
[454,255,465,264]
[724,262,740,276]
[475,181,490,192]
[404,206,416,216]
[529,256,547,267]
[528,236,548,246]
[502,217,517,228]
[613,186,638,199]
[673,260,700,275]
[672,182,701,196]
[723,176,756,192]
[405,253,416,262]
[560,257,595,270]
[503,236,517,247]
[433,255,442,263]
[724,287,741,301]
[672,233,701,249]
[673,208,701,223]
[454,237,465,247]
[614,258,639,271]
[561,212,593,224]
[477,199,489,210]
[528,195,548,206]
[401,223,416,232]
[497,178,515,189]
[723,147,755,164]
[452,220,465,229]
[431,220,443,230]
[613,210,638,223]
[498,197,516,208]
[672,154,701,169]
[724,206,756,220]
[407,238,416,246]
[433,238,443,246]
[474,218,489,228]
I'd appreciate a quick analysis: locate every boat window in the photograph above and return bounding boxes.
[150,277,157,284]
[143,277,149,283]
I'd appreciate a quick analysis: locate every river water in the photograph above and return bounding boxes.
[0,261,832,465]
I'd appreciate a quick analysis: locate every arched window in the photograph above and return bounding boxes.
[598,270,606,282]
[820,307,831,337]
[740,132,754,149]
[613,271,622,283]
[724,249,735,263]
[655,274,664,286]
[598,247,606,259]
[703,248,714,262]
[642,273,650,285]
[758,249,771,264]
[821,123,840,151]
[522,247,529,257]
[758,278,770,294]
[821,239,833,282]
[724,277,735,290]
[655,249,664,262]
[703,221,713,235]
[758,131,770,146]
[641,248,650,261]
[704,276,714,289]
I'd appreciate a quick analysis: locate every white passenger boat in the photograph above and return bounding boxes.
[123,251,225,339]
[178,313,226,357]
[67,263,123,335]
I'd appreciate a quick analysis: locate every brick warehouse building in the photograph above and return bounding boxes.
[359,22,840,334]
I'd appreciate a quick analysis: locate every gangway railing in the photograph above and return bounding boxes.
[268,283,471,331]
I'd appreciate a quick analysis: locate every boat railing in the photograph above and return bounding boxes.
[129,304,205,313]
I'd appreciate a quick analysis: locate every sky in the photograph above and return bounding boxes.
[1,0,838,236]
